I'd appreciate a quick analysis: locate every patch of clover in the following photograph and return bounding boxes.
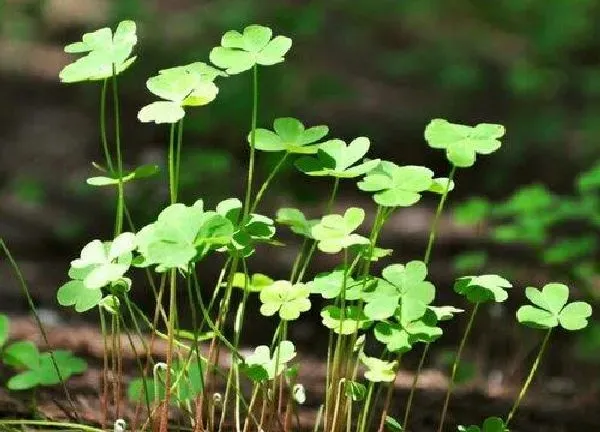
[209,25,292,74]
[517,283,592,331]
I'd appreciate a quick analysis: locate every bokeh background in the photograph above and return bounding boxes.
[1,0,600,426]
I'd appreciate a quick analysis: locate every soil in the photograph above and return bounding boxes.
[0,316,599,431]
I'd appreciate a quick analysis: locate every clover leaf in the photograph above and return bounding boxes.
[68,232,136,290]
[57,280,103,313]
[458,417,507,432]
[138,64,221,124]
[136,201,233,271]
[424,119,505,168]
[374,310,442,353]
[517,283,592,331]
[363,261,435,323]
[3,345,87,391]
[243,341,296,381]
[252,118,329,154]
[0,314,9,348]
[360,353,397,383]
[209,25,292,74]
[454,275,512,304]
[276,208,318,238]
[60,20,137,83]
[358,161,434,207]
[259,281,311,321]
[87,164,160,187]
[231,272,274,293]
[311,207,369,253]
[321,305,371,335]
[306,270,364,300]
[295,137,380,178]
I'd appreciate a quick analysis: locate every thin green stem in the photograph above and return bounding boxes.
[168,123,177,204]
[175,117,184,199]
[437,302,480,432]
[251,153,288,213]
[357,382,375,432]
[242,64,259,221]
[111,69,124,236]
[403,165,457,430]
[505,329,552,427]
[159,270,178,432]
[99,79,114,173]
[0,240,79,421]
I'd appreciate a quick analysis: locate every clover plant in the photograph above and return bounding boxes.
[0,19,593,432]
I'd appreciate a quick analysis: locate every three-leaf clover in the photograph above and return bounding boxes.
[295,137,380,178]
[60,20,137,83]
[358,161,434,207]
[306,270,364,300]
[2,342,87,390]
[363,261,436,322]
[454,275,512,304]
[458,417,507,432]
[360,353,397,383]
[259,281,311,320]
[252,118,329,154]
[374,310,442,353]
[311,207,369,253]
[517,283,592,331]
[138,63,224,124]
[276,208,318,238]
[136,200,234,271]
[242,340,296,381]
[424,119,505,168]
[210,25,292,74]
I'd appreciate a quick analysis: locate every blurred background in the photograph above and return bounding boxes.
[1,0,600,426]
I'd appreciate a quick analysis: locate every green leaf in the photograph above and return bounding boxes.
[0,314,9,348]
[231,272,274,293]
[517,283,592,331]
[295,137,380,178]
[358,161,434,207]
[259,281,311,321]
[311,207,369,253]
[60,20,137,82]
[321,305,371,335]
[345,381,366,402]
[454,198,490,225]
[57,280,103,313]
[458,417,507,432]
[306,270,364,300]
[276,208,318,238]
[360,353,397,383]
[7,370,41,390]
[3,341,39,369]
[385,416,403,432]
[210,25,291,74]
[138,101,186,124]
[428,177,455,194]
[424,119,505,168]
[363,261,435,323]
[243,341,296,381]
[454,275,512,304]
[253,118,329,154]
